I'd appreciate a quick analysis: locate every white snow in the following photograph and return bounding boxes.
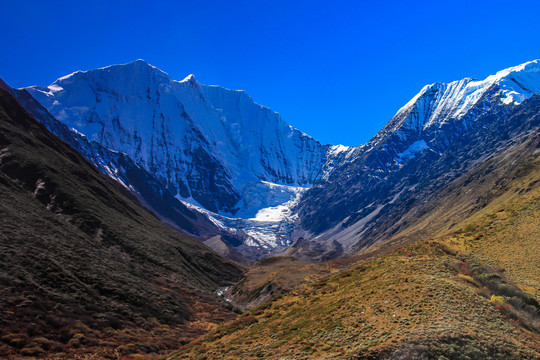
[181,74,196,83]
[393,59,540,133]
[177,180,307,249]
[328,144,352,157]
[397,139,428,161]
[48,84,63,92]
[23,59,345,250]
[246,181,307,221]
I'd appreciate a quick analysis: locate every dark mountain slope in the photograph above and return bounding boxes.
[0,88,244,358]
[13,88,226,240]
[353,121,540,255]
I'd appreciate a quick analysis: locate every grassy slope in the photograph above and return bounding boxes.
[372,132,540,299]
[0,89,244,359]
[169,137,540,358]
[225,253,389,313]
[226,256,335,312]
[441,156,540,300]
[170,242,540,359]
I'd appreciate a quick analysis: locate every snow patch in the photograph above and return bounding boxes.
[48,84,63,92]
[397,140,428,161]
[178,181,309,249]
[181,74,196,83]
[328,144,352,157]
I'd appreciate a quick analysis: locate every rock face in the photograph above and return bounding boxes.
[13,88,223,239]
[294,60,540,255]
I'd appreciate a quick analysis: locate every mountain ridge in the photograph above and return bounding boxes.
[18,59,540,261]
[23,60,353,254]
[294,59,540,257]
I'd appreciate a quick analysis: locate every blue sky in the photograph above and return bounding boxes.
[2,0,539,146]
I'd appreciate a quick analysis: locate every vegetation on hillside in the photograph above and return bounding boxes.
[0,89,244,359]
[169,237,540,359]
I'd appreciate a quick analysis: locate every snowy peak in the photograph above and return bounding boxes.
[381,59,540,143]
[58,59,170,82]
[181,74,198,85]
[21,59,357,253]
[491,59,540,105]
[489,58,540,81]
[29,59,174,104]
[23,60,347,246]
[17,58,540,258]
[295,59,540,258]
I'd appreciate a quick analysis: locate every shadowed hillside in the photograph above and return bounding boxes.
[0,88,244,359]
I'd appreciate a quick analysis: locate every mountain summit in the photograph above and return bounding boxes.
[182,73,197,84]
[23,60,352,255]
[388,59,540,137]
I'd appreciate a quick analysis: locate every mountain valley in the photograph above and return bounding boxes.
[169,135,540,358]
[1,58,539,359]
[18,59,540,264]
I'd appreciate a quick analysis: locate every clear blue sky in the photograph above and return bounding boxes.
[1,0,539,146]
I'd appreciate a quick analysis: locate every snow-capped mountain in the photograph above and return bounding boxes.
[20,58,540,261]
[369,59,540,149]
[23,60,352,254]
[294,59,540,256]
